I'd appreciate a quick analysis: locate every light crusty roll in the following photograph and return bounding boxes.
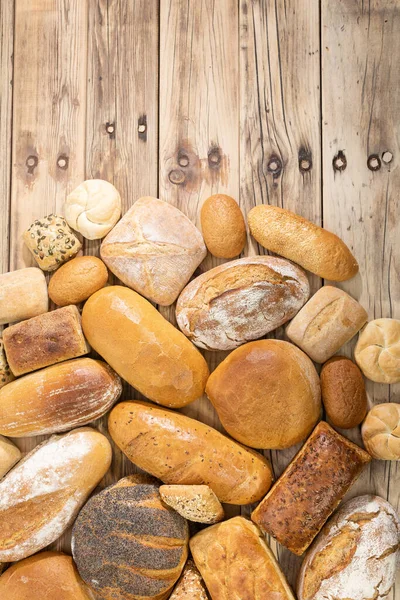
[0,357,121,437]
[297,495,400,600]
[160,484,224,524]
[108,401,273,505]
[0,435,21,479]
[0,267,48,325]
[170,559,209,600]
[176,256,310,351]
[286,286,368,363]
[82,286,209,408]
[355,318,400,383]
[362,403,400,460]
[206,340,321,449]
[251,422,371,555]
[0,551,93,600]
[200,194,246,258]
[0,427,111,561]
[190,517,296,600]
[248,205,358,281]
[100,197,207,305]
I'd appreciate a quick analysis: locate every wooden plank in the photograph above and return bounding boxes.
[239,0,321,584]
[322,2,400,597]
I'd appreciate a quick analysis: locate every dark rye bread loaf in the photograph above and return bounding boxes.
[72,475,189,600]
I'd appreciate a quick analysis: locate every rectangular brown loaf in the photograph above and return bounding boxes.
[3,305,90,375]
[251,421,371,555]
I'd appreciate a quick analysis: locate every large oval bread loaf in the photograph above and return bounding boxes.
[109,401,273,504]
[0,358,122,437]
[82,286,209,407]
[72,475,189,600]
[0,427,112,561]
[297,495,400,600]
[176,256,309,350]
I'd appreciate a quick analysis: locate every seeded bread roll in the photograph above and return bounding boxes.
[248,205,358,281]
[160,485,224,524]
[354,318,400,383]
[72,475,189,600]
[0,435,21,479]
[361,403,400,460]
[200,194,246,258]
[170,559,209,600]
[48,255,108,306]
[0,339,13,389]
[0,267,48,325]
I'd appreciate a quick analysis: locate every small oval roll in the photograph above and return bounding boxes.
[248,205,358,281]
[0,358,122,437]
[200,194,246,258]
[82,286,209,407]
[108,401,273,505]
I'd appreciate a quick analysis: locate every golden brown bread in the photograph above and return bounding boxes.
[0,267,48,325]
[82,286,209,408]
[0,551,93,599]
[108,401,273,505]
[200,194,246,258]
[247,205,358,281]
[48,255,108,306]
[0,435,21,479]
[0,358,122,437]
[159,484,224,524]
[361,403,400,460]
[0,338,14,389]
[320,356,368,429]
[169,559,209,600]
[176,257,310,351]
[206,340,321,449]
[354,318,400,383]
[190,516,296,600]
[251,422,371,555]
[3,305,90,375]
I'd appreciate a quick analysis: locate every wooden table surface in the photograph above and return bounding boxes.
[1,0,399,593]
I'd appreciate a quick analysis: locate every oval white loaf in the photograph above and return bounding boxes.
[0,268,48,325]
[297,495,400,600]
[0,427,112,562]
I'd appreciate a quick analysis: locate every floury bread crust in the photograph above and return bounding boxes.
[176,256,310,351]
[100,197,207,306]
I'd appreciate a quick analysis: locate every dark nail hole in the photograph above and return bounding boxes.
[367,154,381,171]
[208,147,222,168]
[26,155,38,174]
[57,154,69,170]
[382,151,393,164]
[169,169,185,185]
[267,155,282,176]
[138,115,147,141]
[105,122,115,137]
[298,147,312,173]
[333,150,347,171]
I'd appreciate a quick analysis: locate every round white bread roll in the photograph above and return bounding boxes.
[362,403,400,460]
[64,179,121,240]
[354,318,400,383]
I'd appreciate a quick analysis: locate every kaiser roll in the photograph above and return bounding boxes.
[362,403,400,460]
[355,318,400,383]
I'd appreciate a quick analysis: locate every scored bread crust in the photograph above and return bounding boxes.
[355,318,400,383]
[361,403,400,460]
[159,484,224,524]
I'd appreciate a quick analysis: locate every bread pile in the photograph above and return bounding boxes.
[0,183,398,599]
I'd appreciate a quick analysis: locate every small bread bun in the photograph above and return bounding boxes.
[355,318,400,383]
[200,194,246,258]
[160,484,224,524]
[362,403,400,460]
[48,255,108,306]
[321,356,367,429]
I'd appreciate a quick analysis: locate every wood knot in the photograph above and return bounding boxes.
[105,122,115,138]
[57,154,69,170]
[367,154,381,171]
[169,169,185,185]
[298,147,312,173]
[267,155,282,177]
[138,115,147,141]
[208,147,222,168]
[26,155,38,174]
[333,150,347,172]
[382,151,393,164]
[178,152,190,168]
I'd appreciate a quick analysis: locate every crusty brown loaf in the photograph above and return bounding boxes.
[297,495,400,600]
[72,475,188,600]
[190,516,296,600]
[251,422,371,555]
[0,267,48,325]
[48,255,108,306]
[100,197,207,306]
[82,286,209,408]
[176,256,310,351]
[206,340,321,449]
[320,356,367,429]
[354,318,400,383]
[169,559,209,600]
[0,338,14,389]
[0,427,111,561]
[3,305,90,375]
[0,551,93,599]
[108,401,273,505]
[200,194,246,258]
[248,205,358,281]
[159,484,224,524]
[361,403,400,460]
[286,286,368,363]
[0,435,21,479]
[0,358,122,437]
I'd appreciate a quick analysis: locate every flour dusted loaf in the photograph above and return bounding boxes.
[72,475,188,600]
[200,194,246,258]
[0,338,13,388]
[297,495,400,600]
[100,196,207,305]
[190,516,296,600]
[355,318,400,383]
[0,435,21,479]
[206,340,321,449]
[286,286,368,363]
[0,427,111,561]
[248,205,358,281]
[3,305,90,375]
[0,357,121,437]
[0,551,93,600]
[48,255,108,306]
[170,559,209,600]
[176,256,309,351]
[0,267,48,325]
[109,401,273,505]
[159,484,224,524]
[251,422,371,555]
[362,403,400,460]
[82,286,209,407]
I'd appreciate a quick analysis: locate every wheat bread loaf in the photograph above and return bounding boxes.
[48,255,108,306]
[362,403,400,460]
[0,267,48,325]
[160,485,224,524]
[169,559,209,600]
[200,194,246,258]
[354,318,400,383]
[0,435,21,479]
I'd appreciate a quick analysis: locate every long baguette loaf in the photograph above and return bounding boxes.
[108,401,273,505]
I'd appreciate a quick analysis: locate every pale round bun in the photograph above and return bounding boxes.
[48,255,108,306]
[362,403,400,460]
[64,179,121,240]
[0,551,93,599]
[354,318,400,383]
[206,339,321,449]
